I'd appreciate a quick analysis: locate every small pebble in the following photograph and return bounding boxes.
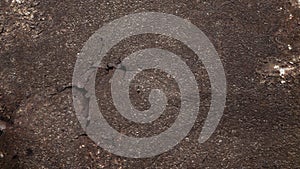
[0,121,6,131]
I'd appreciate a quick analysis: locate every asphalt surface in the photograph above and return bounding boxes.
[0,0,300,168]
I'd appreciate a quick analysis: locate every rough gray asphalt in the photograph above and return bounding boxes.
[0,0,300,168]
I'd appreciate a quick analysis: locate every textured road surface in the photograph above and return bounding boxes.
[0,0,299,168]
